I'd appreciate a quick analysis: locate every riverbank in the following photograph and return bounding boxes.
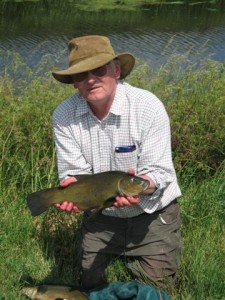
[1,0,224,12]
[0,52,224,299]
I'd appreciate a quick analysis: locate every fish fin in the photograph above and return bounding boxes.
[88,197,115,221]
[88,208,104,221]
[37,284,48,294]
[26,190,52,217]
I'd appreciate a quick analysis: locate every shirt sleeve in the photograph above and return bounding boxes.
[137,101,175,198]
[53,111,92,182]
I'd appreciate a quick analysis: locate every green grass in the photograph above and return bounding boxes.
[0,51,224,299]
[174,164,225,299]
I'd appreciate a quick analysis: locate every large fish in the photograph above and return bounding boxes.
[26,171,149,217]
[22,285,88,300]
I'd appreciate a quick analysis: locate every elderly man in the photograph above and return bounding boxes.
[52,35,182,290]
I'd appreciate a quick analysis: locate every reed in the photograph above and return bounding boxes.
[0,51,224,299]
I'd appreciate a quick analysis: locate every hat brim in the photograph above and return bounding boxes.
[52,53,135,84]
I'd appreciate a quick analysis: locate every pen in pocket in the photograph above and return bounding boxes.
[115,145,136,153]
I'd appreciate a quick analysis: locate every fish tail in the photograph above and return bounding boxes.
[21,287,37,298]
[26,189,54,216]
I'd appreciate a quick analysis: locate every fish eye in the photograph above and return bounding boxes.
[131,177,139,183]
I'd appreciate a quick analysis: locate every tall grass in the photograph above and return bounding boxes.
[0,51,224,299]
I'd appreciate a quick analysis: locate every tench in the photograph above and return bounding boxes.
[26,171,149,217]
[22,284,88,300]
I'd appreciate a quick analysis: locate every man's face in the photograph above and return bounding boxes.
[72,60,121,104]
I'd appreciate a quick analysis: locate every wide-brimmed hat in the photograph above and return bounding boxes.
[52,35,135,84]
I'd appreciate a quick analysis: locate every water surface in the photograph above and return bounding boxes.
[1,3,225,75]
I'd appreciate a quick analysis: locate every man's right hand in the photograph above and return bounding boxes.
[55,177,80,213]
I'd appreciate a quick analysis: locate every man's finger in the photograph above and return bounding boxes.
[127,168,135,175]
[60,177,77,187]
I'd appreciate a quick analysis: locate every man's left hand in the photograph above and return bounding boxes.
[114,194,140,207]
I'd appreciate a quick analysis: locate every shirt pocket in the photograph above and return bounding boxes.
[112,150,138,171]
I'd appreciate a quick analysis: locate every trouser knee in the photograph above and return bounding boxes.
[127,256,178,289]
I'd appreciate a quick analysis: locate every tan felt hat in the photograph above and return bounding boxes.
[52,35,135,84]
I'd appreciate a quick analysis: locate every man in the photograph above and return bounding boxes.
[52,35,182,290]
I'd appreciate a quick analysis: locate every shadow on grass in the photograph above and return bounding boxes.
[34,210,83,286]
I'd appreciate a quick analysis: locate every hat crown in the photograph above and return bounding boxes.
[52,35,135,84]
[68,35,115,67]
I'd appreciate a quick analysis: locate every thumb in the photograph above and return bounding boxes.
[127,168,135,175]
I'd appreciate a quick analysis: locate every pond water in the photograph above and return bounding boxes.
[1,2,225,76]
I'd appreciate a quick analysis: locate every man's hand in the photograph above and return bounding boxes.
[114,194,140,207]
[55,177,80,213]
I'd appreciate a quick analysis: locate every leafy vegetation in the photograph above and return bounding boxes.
[0,50,224,299]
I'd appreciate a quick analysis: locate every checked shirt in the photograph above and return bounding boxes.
[53,82,181,218]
